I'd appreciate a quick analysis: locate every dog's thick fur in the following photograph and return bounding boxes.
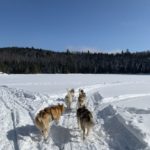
[35,104,64,139]
[77,89,86,108]
[65,89,75,109]
[77,106,94,140]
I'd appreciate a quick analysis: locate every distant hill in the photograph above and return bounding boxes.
[0,47,150,74]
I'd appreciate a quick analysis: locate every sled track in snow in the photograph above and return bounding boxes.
[11,111,19,150]
[103,93,150,104]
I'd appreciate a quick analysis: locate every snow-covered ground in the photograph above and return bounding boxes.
[0,74,150,150]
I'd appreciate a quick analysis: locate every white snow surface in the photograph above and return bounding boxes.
[0,74,150,150]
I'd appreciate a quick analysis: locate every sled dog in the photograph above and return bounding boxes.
[65,89,75,109]
[77,106,94,140]
[77,89,86,108]
[35,104,64,139]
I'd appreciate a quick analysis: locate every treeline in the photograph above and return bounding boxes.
[0,47,150,74]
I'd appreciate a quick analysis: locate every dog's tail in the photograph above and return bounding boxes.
[80,119,94,134]
[81,116,95,128]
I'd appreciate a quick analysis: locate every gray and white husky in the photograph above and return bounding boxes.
[77,106,94,140]
[77,89,86,108]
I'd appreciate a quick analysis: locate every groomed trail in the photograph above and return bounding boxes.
[0,85,149,150]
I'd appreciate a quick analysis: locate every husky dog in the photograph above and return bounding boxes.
[77,106,94,140]
[65,89,75,109]
[35,104,64,139]
[77,89,86,108]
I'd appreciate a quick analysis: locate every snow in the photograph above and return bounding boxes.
[0,74,150,150]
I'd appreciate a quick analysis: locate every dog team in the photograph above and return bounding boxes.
[34,88,94,140]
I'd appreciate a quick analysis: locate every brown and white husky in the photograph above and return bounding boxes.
[34,104,64,139]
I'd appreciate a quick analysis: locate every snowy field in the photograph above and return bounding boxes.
[0,74,150,150]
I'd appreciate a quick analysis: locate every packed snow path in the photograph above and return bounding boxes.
[0,84,149,150]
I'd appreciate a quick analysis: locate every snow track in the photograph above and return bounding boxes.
[97,105,148,150]
[103,93,150,104]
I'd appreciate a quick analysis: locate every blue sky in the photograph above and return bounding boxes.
[0,0,150,52]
